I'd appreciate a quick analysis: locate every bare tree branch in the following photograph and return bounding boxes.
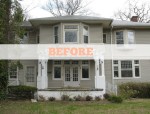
[114,0,150,23]
[42,0,92,16]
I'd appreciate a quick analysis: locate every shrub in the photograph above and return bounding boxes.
[108,95,123,103]
[85,95,93,101]
[48,97,56,101]
[103,93,111,99]
[74,95,84,101]
[119,82,150,98]
[95,96,101,101]
[8,86,37,100]
[61,95,70,101]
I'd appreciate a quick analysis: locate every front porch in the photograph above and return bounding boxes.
[37,59,106,99]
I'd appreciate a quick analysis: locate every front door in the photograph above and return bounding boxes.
[64,65,80,87]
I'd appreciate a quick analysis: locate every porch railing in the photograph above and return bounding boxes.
[106,81,118,95]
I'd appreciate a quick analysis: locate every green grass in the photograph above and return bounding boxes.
[0,99,150,114]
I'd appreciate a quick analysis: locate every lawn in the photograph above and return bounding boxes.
[0,99,150,114]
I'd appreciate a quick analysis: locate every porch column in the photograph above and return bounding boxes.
[37,60,48,89]
[94,59,106,92]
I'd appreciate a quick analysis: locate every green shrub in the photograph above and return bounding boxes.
[85,95,93,101]
[108,95,123,103]
[8,86,37,100]
[61,95,70,101]
[119,82,150,98]
[103,93,111,99]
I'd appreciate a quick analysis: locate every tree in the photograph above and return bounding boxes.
[0,0,24,100]
[42,0,91,16]
[114,0,150,23]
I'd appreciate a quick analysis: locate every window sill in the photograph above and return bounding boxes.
[53,78,62,80]
[113,77,141,79]
[81,78,90,80]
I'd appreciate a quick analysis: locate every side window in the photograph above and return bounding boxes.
[10,67,17,79]
[83,26,89,43]
[53,61,61,79]
[82,61,89,79]
[54,26,58,43]
[116,31,124,44]
[103,33,107,43]
[128,31,135,44]
[26,66,35,82]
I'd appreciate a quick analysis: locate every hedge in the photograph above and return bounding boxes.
[8,86,37,100]
[119,82,150,98]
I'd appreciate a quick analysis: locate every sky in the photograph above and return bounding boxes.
[20,0,150,19]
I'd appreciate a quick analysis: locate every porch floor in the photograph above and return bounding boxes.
[39,88,103,91]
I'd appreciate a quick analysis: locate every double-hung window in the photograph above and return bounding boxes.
[113,60,140,78]
[64,25,78,43]
[128,31,135,44]
[82,61,89,79]
[54,26,58,43]
[116,31,124,44]
[103,33,107,43]
[10,67,17,79]
[83,26,89,43]
[53,61,62,79]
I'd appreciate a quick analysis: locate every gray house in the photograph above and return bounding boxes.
[9,15,150,99]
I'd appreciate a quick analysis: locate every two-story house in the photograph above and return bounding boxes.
[9,15,150,100]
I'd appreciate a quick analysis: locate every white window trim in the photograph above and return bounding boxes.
[53,61,62,80]
[103,33,107,44]
[25,65,36,83]
[113,60,141,79]
[53,25,59,44]
[83,24,90,43]
[81,60,90,80]
[115,30,125,44]
[63,24,79,44]
[9,67,18,80]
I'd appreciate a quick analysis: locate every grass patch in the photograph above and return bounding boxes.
[0,99,150,114]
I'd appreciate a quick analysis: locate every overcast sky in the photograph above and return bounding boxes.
[20,0,150,19]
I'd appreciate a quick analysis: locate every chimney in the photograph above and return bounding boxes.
[130,16,139,22]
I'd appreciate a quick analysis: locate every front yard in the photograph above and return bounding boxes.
[0,99,150,114]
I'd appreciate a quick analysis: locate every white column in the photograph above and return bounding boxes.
[37,60,48,89]
[95,59,99,89]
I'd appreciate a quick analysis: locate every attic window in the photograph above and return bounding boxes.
[64,25,78,43]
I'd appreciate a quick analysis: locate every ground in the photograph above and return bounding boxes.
[0,99,150,114]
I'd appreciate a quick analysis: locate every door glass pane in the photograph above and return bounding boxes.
[65,67,70,81]
[54,67,61,78]
[73,67,78,81]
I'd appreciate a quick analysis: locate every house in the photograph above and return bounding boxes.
[9,15,150,100]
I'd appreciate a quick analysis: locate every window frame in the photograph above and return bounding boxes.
[81,60,90,80]
[53,61,62,80]
[63,24,79,43]
[53,25,59,44]
[26,66,35,82]
[127,30,135,44]
[103,33,107,44]
[115,30,124,44]
[83,25,89,43]
[9,67,18,79]
[113,60,141,79]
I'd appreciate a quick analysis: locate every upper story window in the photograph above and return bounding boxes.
[64,25,78,43]
[103,33,107,43]
[128,31,135,44]
[83,26,89,43]
[116,31,124,44]
[115,30,135,45]
[54,26,58,43]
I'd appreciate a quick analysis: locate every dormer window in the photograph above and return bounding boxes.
[64,24,78,43]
